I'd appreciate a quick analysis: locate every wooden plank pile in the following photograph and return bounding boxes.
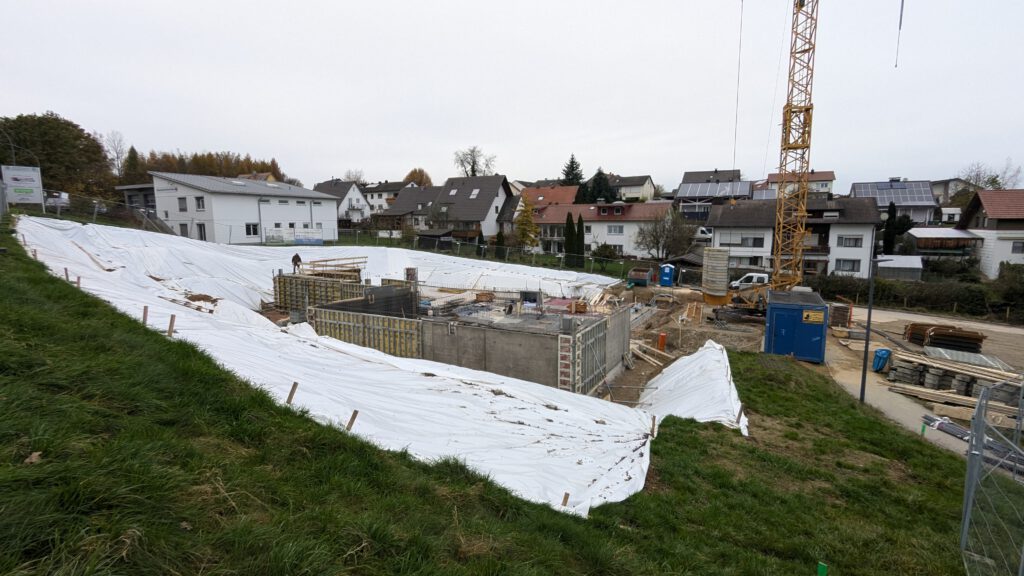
[903,322,985,353]
[829,303,851,328]
[887,349,1023,414]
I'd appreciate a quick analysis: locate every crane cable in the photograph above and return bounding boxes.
[762,2,792,178]
[895,0,906,68]
[731,0,745,172]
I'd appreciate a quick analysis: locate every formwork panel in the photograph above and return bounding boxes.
[273,275,366,312]
[310,307,421,358]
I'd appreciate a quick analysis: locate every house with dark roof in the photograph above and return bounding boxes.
[706,197,879,278]
[151,172,338,244]
[381,175,515,242]
[755,170,837,199]
[956,189,1024,278]
[606,174,656,201]
[313,179,369,226]
[849,177,937,224]
[532,201,673,257]
[361,180,415,214]
[672,169,752,219]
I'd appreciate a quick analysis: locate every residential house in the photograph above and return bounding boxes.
[313,179,369,226]
[524,179,563,188]
[379,186,446,231]
[756,170,836,199]
[362,180,415,214]
[957,189,1024,279]
[931,178,980,204]
[117,183,156,212]
[151,172,338,244]
[940,207,961,224]
[532,201,673,257]
[849,178,937,224]
[673,169,751,219]
[606,174,656,201]
[381,176,515,242]
[706,197,879,278]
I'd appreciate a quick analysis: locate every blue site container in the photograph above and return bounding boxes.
[764,290,828,363]
[659,264,676,287]
[873,348,891,372]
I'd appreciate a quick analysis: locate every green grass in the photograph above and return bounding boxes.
[0,221,967,575]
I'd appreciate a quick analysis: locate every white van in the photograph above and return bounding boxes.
[729,272,769,290]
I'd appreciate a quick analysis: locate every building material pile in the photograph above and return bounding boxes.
[887,350,1022,414]
[829,303,851,328]
[903,322,985,353]
[298,257,366,283]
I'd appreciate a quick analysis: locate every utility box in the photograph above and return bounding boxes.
[764,290,828,363]
[659,264,676,287]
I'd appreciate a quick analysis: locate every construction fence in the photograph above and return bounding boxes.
[961,386,1024,575]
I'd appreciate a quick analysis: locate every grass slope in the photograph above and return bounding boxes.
[0,222,965,575]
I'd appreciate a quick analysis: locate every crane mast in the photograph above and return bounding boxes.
[771,0,820,290]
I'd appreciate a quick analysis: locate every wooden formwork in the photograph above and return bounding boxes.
[381,278,414,288]
[309,307,422,358]
[273,275,367,312]
[298,257,366,283]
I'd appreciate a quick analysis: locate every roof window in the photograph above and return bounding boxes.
[469,188,479,199]
[449,189,457,196]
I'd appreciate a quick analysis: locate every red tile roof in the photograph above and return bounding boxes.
[977,190,1024,220]
[766,170,836,183]
[521,185,577,206]
[533,202,672,224]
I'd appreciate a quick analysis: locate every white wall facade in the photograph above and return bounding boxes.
[618,180,655,201]
[153,176,338,244]
[711,227,773,271]
[971,229,1024,279]
[363,182,414,213]
[827,223,874,279]
[337,184,369,223]
[766,179,834,196]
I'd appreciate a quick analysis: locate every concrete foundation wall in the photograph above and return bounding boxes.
[421,320,560,387]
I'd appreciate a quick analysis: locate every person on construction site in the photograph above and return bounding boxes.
[291,253,302,274]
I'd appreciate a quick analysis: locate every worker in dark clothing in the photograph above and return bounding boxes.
[292,253,302,274]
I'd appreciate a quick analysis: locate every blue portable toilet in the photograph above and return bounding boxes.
[764,290,828,363]
[659,264,676,287]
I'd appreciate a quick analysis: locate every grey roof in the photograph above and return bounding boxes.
[437,175,512,222]
[150,172,335,200]
[682,169,742,184]
[383,186,444,216]
[527,179,562,188]
[497,194,520,223]
[115,183,154,191]
[313,179,361,199]
[362,180,410,194]
[607,174,653,188]
[849,180,937,207]
[675,181,753,199]
[706,197,880,228]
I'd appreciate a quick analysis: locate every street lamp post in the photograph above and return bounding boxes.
[859,211,891,403]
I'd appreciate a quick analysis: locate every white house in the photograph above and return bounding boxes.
[533,201,673,257]
[151,172,339,245]
[706,197,879,278]
[957,189,1024,279]
[757,170,836,198]
[607,175,656,202]
[313,179,369,225]
[362,180,415,214]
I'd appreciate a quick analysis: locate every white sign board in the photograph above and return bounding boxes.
[1,165,44,204]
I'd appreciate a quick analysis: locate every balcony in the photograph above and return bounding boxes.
[803,244,830,255]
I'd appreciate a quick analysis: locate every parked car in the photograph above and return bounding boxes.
[729,272,769,290]
[44,192,70,209]
[694,226,713,241]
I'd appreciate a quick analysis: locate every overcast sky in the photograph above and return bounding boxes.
[3,0,1022,192]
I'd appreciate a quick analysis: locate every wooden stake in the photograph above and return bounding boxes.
[64,267,69,281]
[142,305,149,325]
[32,249,37,259]
[953,302,958,313]
[21,234,26,245]
[75,276,81,288]
[650,414,657,437]
[345,409,359,431]
[167,314,176,337]
[287,381,299,405]
[561,492,570,507]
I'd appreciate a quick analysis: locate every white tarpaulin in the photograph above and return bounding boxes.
[639,341,750,436]
[16,217,748,516]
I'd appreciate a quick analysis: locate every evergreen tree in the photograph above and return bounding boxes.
[590,168,615,203]
[514,194,540,248]
[495,229,505,247]
[576,214,586,267]
[883,201,897,255]
[564,213,576,266]
[122,146,144,184]
[561,154,584,185]
[574,181,590,204]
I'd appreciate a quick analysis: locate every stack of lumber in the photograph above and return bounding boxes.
[829,304,851,328]
[888,349,1023,410]
[903,322,986,353]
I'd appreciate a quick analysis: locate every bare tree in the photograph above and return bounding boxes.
[453,146,496,177]
[343,169,366,184]
[104,130,127,177]
[958,158,1021,190]
[634,211,696,260]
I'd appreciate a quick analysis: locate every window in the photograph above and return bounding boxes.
[178,223,188,236]
[195,196,205,211]
[728,256,763,268]
[259,198,270,204]
[312,201,322,206]
[837,235,863,248]
[584,225,592,234]
[274,223,282,229]
[1013,242,1024,254]
[495,206,499,215]
[245,223,258,236]
[302,223,310,229]
[315,222,322,230]
[278,200,289,205]
[418,203,424,210]
[469,189,479,199]
[177,197,187,212]
[600,208,608,215]
[164,210,169,219]
[608,225,624,235]
[297,200,306,206]
[288,222,295,229]
[719,232,765,248]
[449,189,457,196]
[836,259,861,273]
[196,223,207,241]
[608,245,623,255]
[613,207,622,215]
[440,206,448,212]
[823,211,839,219]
